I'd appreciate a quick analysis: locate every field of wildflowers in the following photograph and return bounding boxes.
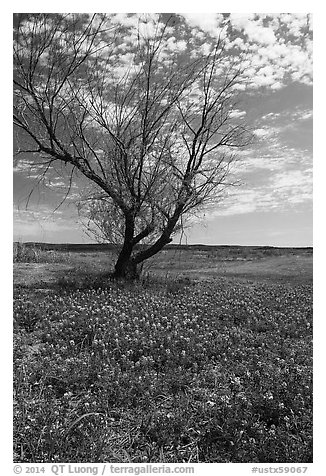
[13,249,313,463]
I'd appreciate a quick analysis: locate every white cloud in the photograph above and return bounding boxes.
[299,111,313,120]
[240,156,285,172]
[253,128,270,138]
[271,82,283,90]
[226,14,312,90]
[13,158,34,173]
[280,13,310,37]
[13,205,76,241]
[210,189,258,216]
[200,42,211,55]
[251,75,274,88]
[229,14,276,45]
[165,36,188,53]
[102,14,313,91]
[181,13,225,37]
[231,83,246,91]
[209,164,312,217]
[228,13,256,30]
[230,109,246,118]
[261,108,313,126]
[273,169,312,190]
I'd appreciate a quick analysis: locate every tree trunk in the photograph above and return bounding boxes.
[133,206,183,265]
[134,234,172,265]
[112,206,181,280]
[111,212,139,279]
[113,256,139,280]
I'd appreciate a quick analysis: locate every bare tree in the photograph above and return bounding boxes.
[14,13,253,279]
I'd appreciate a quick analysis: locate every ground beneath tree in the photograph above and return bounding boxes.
[14,263,74,287]
[13,247,312,288]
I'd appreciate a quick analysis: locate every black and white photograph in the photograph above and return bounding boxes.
[12,7,315,470]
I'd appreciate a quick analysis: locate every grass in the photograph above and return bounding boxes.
[13,246,313,463]
[13,242,70,264]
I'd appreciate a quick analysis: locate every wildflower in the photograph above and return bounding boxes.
[63,392,73,398]
[206,400,216,406]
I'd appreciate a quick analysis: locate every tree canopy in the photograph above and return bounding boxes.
[14,13,256,278]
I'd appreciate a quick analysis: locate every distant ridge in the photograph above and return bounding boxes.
[14,242,313,253]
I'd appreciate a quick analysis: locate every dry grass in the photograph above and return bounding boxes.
[13,242,69,264]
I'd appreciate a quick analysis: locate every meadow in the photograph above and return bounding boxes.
[13,244,313,463]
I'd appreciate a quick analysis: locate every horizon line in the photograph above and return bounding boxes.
[13,241,313,249]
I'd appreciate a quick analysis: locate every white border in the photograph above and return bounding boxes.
[4,3,324,474]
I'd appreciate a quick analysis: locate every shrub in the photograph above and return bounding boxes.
[13,242,68,264]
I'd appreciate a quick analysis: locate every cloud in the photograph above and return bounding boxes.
[13,157,37,173]
[230,109,246,118]
[240,156,286,172]
[208,166,312,217]
[273,168,312,191]
[14,205,62,222]
[181,13,225,37]
[270,82,283,90]
[207,183,289,217]
[111,13,160,31]
[229,14,276,45]
[209,189,259,216]
[280,13,311,37]
[13,205,78,241]
[253,128,271,138]
[165,36,188,53]
[261,108,313,125]
[297,110,313,121]
[226,14,312,89]
[208,113,313,217]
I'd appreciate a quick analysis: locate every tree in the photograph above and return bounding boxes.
[14,13,253,279]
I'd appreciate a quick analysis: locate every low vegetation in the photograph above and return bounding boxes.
[13,242,68,264]
[13,247,313,463]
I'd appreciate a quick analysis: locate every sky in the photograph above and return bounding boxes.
[13,12,313,247]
